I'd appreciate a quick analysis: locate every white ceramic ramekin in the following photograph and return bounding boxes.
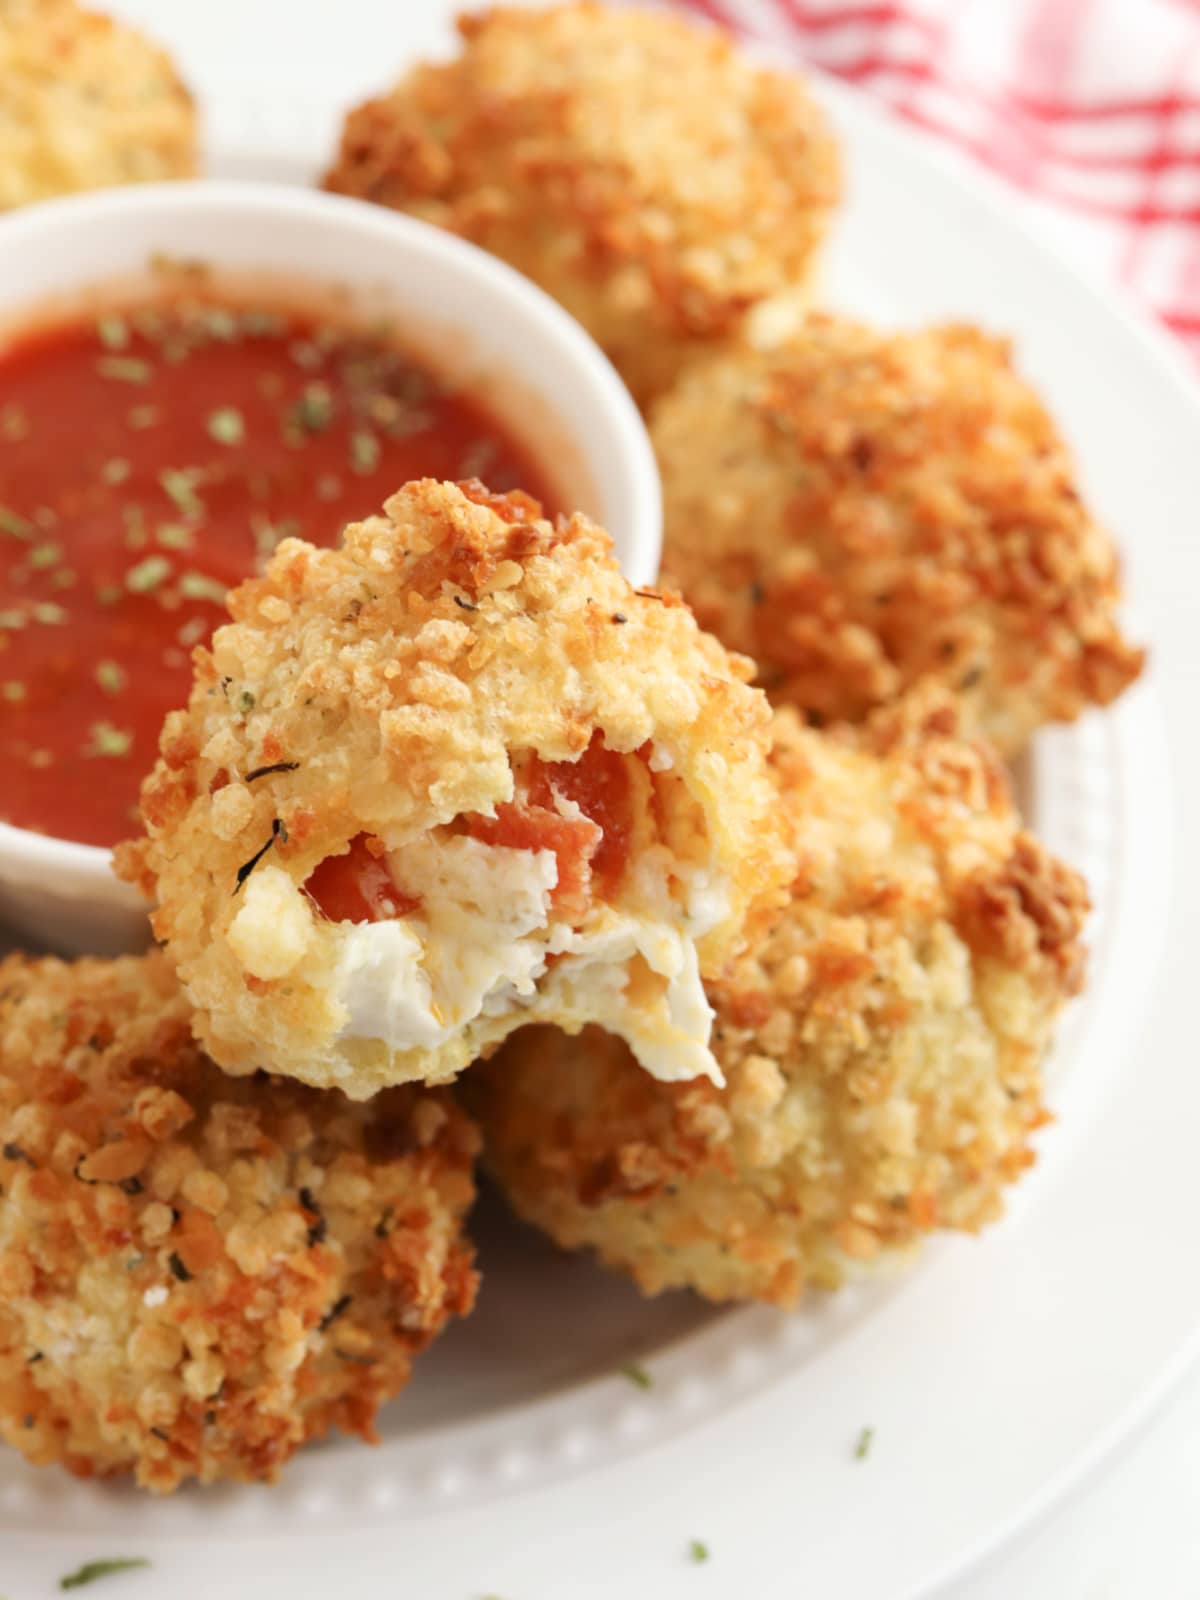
[0,182,662,956]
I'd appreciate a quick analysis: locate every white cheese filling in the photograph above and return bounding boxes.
[334,832,728,1084]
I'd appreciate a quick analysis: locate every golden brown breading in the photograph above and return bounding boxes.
[323,4,839,407]
[468,692,1090,1306]
[653,316,1145,756]
[0,0,196,210]
[117,479,791,1098]
[0,951,478,1492]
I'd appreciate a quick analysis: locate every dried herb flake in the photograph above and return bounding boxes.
[125,555,171,594]
[207,406,245,446]
[95,661,127,696]
[97,357,151,385]
[85,723,133,759]
[60,1557,150,1590]
[0,505,31,540]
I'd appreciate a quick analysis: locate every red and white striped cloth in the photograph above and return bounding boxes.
[664,0,1200,362]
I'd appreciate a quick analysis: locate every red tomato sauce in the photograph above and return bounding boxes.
[0,297,558,847]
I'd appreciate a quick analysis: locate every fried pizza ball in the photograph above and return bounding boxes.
[468,692,1090,1305]
[0,951,478,1492]
[117,479,790,1099]
[653,316,1145,756]
[323,4,839,407]
[0,0,196,211]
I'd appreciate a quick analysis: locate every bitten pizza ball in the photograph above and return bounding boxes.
[653,315,1145,755]
[0,952,478,1492]
[323,3,840,407]
[0,0,197,211]
[117,479,791,1099]
[467,690,1090,1306]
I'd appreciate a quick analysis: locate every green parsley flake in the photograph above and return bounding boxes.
[102,458,132,486]
[125,555,171,594]
[60,1556,150,1590]
[33,602,67,625]
[207,406,245,446]
[159,468,204,519]
[688,1540,710,1565]
[178,571,227,605]
[96,315,130,351]
[854,1426,874,1461]
[85,722,133,759]
[29,542,62,570]
[95,661,127,696]
[155,523,193,550]
[238,690,255,715]
[240,309,284,337]
[350,429,380,475]
[201,306,238,342]
[620,1362,652,1390]
[292,383,334,433]
[289,339,322,370]
[123,506,148,550]
[0,505,31,540]
[97,356,152,385]
[2,681,26,703]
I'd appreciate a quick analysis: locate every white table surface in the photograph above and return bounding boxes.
[31,2,1200,1592]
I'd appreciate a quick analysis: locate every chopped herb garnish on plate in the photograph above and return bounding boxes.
[60,1556,150,1589]
[688,1539,710,1565]
[620,1362,652,1390]
[96,356,151,385]
[29,541,62,570]
[207,405,245,446]
[32,602,67,625]
[85,722,133,759]
[854,1425,874,1461]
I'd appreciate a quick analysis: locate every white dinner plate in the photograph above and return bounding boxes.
[5,5,1200,1597]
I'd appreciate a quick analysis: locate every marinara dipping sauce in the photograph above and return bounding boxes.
[0,293,558,847]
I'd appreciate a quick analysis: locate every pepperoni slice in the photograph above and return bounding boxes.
[529,738,634,897]
[303,834,419,924]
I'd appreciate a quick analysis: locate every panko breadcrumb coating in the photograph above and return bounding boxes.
[117,479,790,1099]
[0,952,478,1492]
[654,316,1145,756]
[323,4,839,407]
[468,691,1090,1305]
[0,0,196,211]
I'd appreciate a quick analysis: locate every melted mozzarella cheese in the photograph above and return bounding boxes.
[319,832,732,1085]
